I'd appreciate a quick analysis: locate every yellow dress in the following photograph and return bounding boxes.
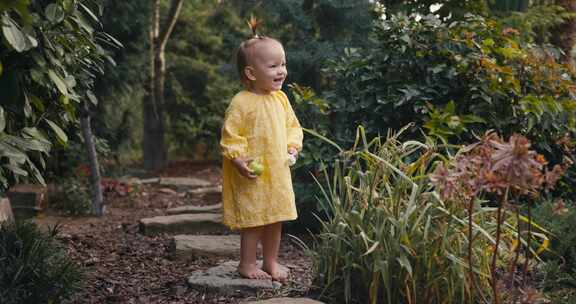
[220,90,303,230]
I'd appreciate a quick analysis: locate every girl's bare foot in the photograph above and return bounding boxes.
[238,263,271,280]
[263,263,289,282]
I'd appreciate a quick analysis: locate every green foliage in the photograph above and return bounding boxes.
[48,177,92,215]
[532,200,576,278]
[0,0,119,191]
[323,12,576,172]
[0,220,83,303]
[312,127,498,303]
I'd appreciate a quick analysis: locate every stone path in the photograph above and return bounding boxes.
[188,261,282,296]
[139,213,226,235]
[166,203,222,215]
[136,177,322,302]
[172,234,240,259]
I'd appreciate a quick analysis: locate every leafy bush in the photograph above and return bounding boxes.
[0,220,83,303]
[312,127,500,303]
[532,200,576,287]
[48,177,92,216]
[325,13,576,146]
[320,12,576,198]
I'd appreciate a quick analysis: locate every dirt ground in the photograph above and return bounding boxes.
[34,161,315,304]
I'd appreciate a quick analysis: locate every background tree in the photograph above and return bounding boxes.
[143,0,183,171]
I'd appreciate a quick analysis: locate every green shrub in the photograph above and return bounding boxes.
[0,220,83,303]
[48,177,92,216]
[312,127,499,303]
[322,12,576,195]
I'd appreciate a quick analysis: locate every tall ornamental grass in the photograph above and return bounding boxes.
[312,127,496,304]
[311,127,560,303]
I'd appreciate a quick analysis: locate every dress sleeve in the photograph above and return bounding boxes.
[220,101,248,159]
[280,91,304,152]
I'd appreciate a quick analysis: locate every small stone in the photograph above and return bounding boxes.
[188,185,222,195]
[159,177,212,190]
[137,178,160,184]
[188,261,281,296]
[139,213,226,236]
[171,234,240,259]
[158,188,178,195]
[166,203,222,215]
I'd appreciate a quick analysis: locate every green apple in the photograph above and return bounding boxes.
[248,160,264,176]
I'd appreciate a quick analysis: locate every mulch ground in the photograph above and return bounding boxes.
[35,161,316,304]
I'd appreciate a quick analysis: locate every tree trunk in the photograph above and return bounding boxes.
[80,102,104,216]
[142,0,184,171]
[552,0,576,63]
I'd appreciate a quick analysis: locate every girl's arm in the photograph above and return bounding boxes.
[283,94,303,154]
[220,102,256,178]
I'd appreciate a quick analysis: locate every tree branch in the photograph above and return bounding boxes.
[158,0,184,50]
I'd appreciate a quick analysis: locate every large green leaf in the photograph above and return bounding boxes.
[45,119,68,146]
[2,13,27,51]
[1,13,36,52]
[0,106,5,132]
[47,69,68,95]
[45,3,65,23]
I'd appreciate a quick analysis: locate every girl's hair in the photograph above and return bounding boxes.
[235,16,280,85]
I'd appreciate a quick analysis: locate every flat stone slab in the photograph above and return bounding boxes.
[188,185,222,195]
[137,177,160,184]
[172,234,240,259]
[7,184,46,209]
[166,203,222,215]
[139,213,226,235]
[243,298,325,304]
[188,261,281,296]
[159,177,211,190]
[0,198,14,224]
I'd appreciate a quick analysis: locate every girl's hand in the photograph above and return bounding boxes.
[288,147,298,158]
[232,157,257,179]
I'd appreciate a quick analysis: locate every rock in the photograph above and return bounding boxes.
[243,298,325,304]
[0,197,14,224]
[187,261,281,296]
[159,177,212,190]
[138,177,160,184]
[171,234,240,259]
[187,185,222,202]
[166,203,222,215]
[188,185,222,195]
[158,188,178,195]
[6,184,46,219]
[139,213,226,235]
[6,184,46,208]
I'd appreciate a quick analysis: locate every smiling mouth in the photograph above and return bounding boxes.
[274,77,284,83]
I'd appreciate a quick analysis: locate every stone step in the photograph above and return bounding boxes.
[6,184,46,209]
[0,198,14,224]
[243,298,325,304]
[159,177,212,190]
[188,261,281,296]
[166,203,221,215]
[139,213,226,236]
[171,234,240,259]
[187,185,222,201]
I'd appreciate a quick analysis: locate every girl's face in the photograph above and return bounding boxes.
[245,40,287,94]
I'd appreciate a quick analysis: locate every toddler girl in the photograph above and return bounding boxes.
[220,21,303,282]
